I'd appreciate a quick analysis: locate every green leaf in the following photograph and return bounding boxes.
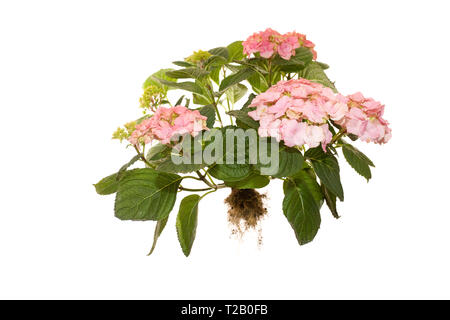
[273,147,304,178]
[271,47,314,73]
[209,67,221,84]
[233,83,248,103]
[175,95,185,106]
[273,55,306,73]
[227,110,259,129]
[225,83,247,104]
[301,62,337,92]
[153,78,205,95]
[225,173,270,189]
[233,59,268,75]
[247,72,268,93]
[205,55,228,69]
[165,68,210,79]
[277,63,305,73]
[206,126,253,182]
[316,61,329,70]
[117,155,141,180]
[193,79,214,105]
[208,47,229,60]
[208,163,251,182]
[146,143,170,163]
[321,184,339,219]
[242,93,256,109]
[94,173,119,195]
[156,156,206,174]
[225,63,242,73]
[219,67,256,92]
[114,168,182,221]
[148,217,168,256]
[227,41,244,61]
[172,61,194,67]
[296,167,324,205]
[143,69,176,91]
[305,147,344,201]
[154,135,207,173]
[283,170,322,245]
[198,104,216,128]
[342,143,374,181]
[193,92,213,105]
[293,47,314,65]
[94,155,141,195]
[253,145,304,178]
[176,194,200,257]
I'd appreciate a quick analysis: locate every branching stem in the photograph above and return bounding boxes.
[179,186,214,192]
[133,145,152,167]
[331,128,346,145]
[206,84,223,127]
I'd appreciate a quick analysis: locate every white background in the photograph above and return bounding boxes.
[1,0,449,300]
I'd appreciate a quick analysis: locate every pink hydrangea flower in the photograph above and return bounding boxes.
[284,31,317,60]
[243,28,280,57]
[242,29,317,60]
[323,94,349,121]
[277,41,296,60]
[258,115,282,141]
[249,80,391,148]
[248,78,342,150]
[258,29,278,58]
[280,119,307,147]
[337,93,391,144]
[128,106,208,146]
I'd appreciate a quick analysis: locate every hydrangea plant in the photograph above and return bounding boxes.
[94,28,391,256]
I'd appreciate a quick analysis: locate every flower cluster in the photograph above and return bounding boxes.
[129,106,208,146]
[248,79,391,149]
[337,92,391,144]
[243,28,317,61]
[139,84,166,113]
[248,79,343,150]
[185,50,212,65]
[112,121,137,143]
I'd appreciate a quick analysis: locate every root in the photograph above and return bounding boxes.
[224,188,267,241]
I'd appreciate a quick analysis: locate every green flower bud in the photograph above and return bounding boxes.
[185,50,212,64]
[112,121,137,143]
[139,85,166,112]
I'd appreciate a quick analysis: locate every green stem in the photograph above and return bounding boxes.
[267,59,273,86]
[214,104,224,127]
[200,189,217,199]
[134,145,152,167]
[196,170,216,189]
[206,84,223,127]
[205,171,217,187]
[331,129,346,145]
[179,186,214,192]
[226,97,233,125]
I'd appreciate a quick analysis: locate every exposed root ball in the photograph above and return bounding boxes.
[224,188,267,236]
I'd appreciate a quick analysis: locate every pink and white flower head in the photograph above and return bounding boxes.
[243,28,317,61]
[249,80,391,148]
[128,106,208,146]
[243,28,281,58]
[248,78,344,151]
[338,92,392,144]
